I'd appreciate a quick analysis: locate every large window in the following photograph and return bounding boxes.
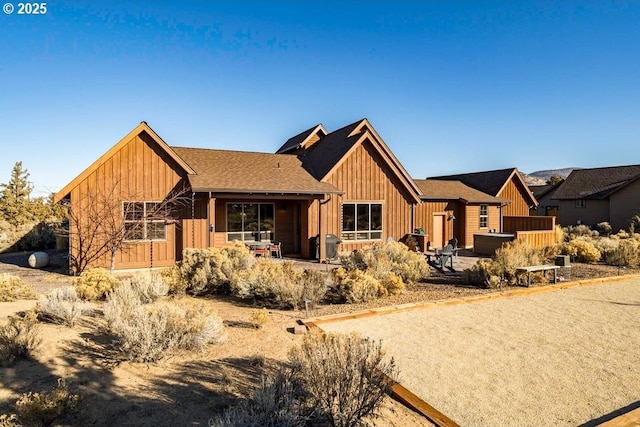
[123,201,167,241]
[479,204,488,228]
[226,203,275,242]
[342,202,382,241]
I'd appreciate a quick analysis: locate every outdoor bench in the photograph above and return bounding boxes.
[515,265,560,287]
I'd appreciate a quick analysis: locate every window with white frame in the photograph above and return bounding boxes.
[341,202,383,241]
[123,201,167,241]
[226,203,275,242]
[479,204,488,228]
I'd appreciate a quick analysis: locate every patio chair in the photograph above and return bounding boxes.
[435,243,454,270]
[270,241,282,259]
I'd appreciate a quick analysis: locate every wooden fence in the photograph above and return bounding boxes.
[514,230,559,248]
[503,216,556,233]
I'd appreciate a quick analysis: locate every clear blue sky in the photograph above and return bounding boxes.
[2,1,639,197]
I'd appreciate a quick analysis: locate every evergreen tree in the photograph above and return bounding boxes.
[0,161,34,226]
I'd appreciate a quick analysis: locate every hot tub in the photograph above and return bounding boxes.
[473,233,515,255]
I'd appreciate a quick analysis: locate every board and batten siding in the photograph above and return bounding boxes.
[309,141,415,257]
[69,132,186,270]
[499,178,532,217]
[413,201,455,249]
[463,204,501,248]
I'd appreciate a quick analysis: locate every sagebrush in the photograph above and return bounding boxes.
[0,311,41,367]
[288,329,398,427]
[73,268,120,301]
[104,295,226,362]
[13,378,81,426]
[37,287,88,327]
[0,274,37,302]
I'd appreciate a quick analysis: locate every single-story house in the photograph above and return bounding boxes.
[552,164,640,231]
[427,168,538,217]
[413,179,506,249]
[529,183,561,217]
[54,119,423,271]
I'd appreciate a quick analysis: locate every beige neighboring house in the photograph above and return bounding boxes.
[552,164,640,231]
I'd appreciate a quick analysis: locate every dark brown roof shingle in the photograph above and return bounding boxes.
[171,146,341,195]
[428,168,517,196]
[414,179,505,204]
[552,164,640,199]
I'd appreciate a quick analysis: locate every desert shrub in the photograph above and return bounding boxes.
[73,268,120,301]
[14,378,81,426]
[340,241,429,284]
[231,259,326,310]
[160,266,188,295]
[462,259,503,288]
[209,370,304,427]
[178,243,255,295]
[288,329,398,427]
[593,237,619,260]
[249,308,270,329]
[630,214,640,234]
[596,222,613,236]
[561,238,601,263]
[0,311,41,367]
[563,224,599,239]
[333,268,385,303]
[125,270,169,303]
[0,274,37,302]
[219,241,255,281]
[0,414,21,427]
[462,240,554,287]
[37,287,88,327]
[604,238,640,268]
[105,297,226,362]
[179,248,227,295]
[103,283,145,328]
[492,239,545,284]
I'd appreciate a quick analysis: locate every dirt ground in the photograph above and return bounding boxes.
[1,250,639,426]
[320,278,640,427]
[0,252,432,426]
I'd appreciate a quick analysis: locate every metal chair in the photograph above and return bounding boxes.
[269,241,282,258]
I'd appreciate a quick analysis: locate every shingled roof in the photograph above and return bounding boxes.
[294,119,423,203]
[529,183,561,199]
[276,124,327,154]
[414,179,505,204]
[428,168,517,196]
[171,146,341,195]
[552,164,640,200]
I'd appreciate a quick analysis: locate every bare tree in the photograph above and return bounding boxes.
[61,181,191,274]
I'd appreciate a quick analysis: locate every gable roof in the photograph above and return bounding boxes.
[414,179,505,204]
[529,183,561,199]
[171,147,341,195]
[276,124,327,154]
[298,119,423,203]
[552,164,640,200]
[428,167,537,205]
[53,122,195,203]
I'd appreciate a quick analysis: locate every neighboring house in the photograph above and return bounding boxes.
[428,168,538,217]
[54,119,422,270]
[413,180,505,249]
[552,164,640,231]
[529,183,561,217]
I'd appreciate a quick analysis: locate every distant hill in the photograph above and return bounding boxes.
[522,168,578,186]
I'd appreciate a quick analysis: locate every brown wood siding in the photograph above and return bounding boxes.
[414,201,455,249]
[499,178,532,216]
[181,193,208,251]
[503,216,555,233]
[609,179,640,231]
[462,204,500,248]
[68,132,186,270]
[322,141,414,255]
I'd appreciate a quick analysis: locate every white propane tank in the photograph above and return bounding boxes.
[28,251,50,268]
